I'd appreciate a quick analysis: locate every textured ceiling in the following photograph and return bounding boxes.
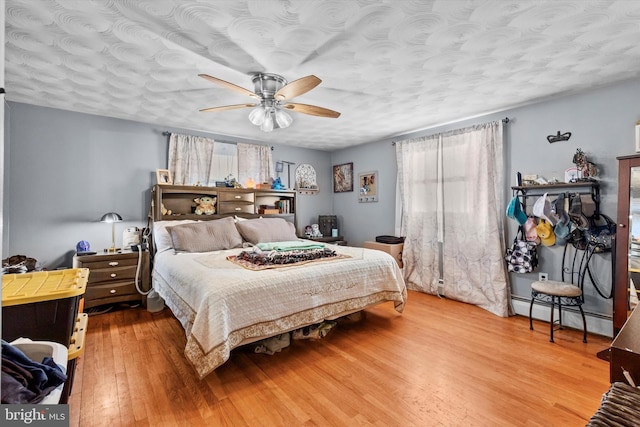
[6,0,640,151]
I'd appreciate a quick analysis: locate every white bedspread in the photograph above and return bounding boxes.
[152,244,407,378]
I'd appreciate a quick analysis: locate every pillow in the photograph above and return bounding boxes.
[235,218,298,244]
[234,215,262,222]
[153,220,198,253]
[167,217,244,252]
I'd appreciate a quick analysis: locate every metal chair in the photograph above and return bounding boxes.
[529,279,587,343]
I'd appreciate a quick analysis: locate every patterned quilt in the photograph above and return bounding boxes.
[152,243,407,379]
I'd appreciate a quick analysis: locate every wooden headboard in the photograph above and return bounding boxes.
[150,184,296,226]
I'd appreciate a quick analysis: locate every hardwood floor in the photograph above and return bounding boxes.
[68,290,612,426]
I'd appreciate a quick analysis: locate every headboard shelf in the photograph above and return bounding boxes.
[151,185,296,226]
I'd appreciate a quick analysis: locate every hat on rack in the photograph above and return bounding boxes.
[506,196,527,225]
[554,214,571,245]
[533,193,556,225]
[523,217,540,244]
[580,194,596,217]
[535,219,556,246]
[553,194,570,245]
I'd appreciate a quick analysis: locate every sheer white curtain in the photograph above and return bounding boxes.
[396,133,441,295]
[168,133,237,186]
[396,121,512,317]
[237,143,273,185]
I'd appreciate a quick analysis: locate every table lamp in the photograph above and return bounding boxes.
[100,212,123,252]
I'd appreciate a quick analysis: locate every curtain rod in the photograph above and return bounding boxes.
[391,117,510,145]
[162,131,274,150]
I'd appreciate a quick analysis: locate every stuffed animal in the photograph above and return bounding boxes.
[161,203,172,216]
[194,196,217,215]
[311,224,323,238]
[272,177,286,190]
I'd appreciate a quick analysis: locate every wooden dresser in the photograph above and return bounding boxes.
[73,251,149,309]
[610,304,640,384]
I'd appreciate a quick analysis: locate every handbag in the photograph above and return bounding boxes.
[583,213,616,252]
[505,228,538,273]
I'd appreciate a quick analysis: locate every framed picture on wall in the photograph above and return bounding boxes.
[156,169,172,185]
[333,162,353,193]
[358,171,378,203]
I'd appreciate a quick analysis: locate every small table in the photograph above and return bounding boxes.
[304,236,347,246]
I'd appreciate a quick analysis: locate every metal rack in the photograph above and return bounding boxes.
[511,181,600,216]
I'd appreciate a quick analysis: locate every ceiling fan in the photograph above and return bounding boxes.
[198,73,341,132]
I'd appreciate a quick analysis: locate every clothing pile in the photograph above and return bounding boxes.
[236,247,338,266]
[1,340,67,404]
[252,321,338,356]
[292,321,337,340]
[2,254,38,274]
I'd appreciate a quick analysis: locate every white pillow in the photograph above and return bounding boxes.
[153,220,198,253]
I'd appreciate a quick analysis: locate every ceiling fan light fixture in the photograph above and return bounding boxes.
[248,106,266,125]
[199,72,340,131]
[275,109,293,129]
[260,111,274,132]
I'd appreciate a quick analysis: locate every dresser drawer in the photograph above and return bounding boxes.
[86,265,137,284]
[77,257,138,270]
[218,202,255,214]
[218,192,255,203]
[85,281,137,301]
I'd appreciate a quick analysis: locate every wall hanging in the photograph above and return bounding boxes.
[547,131,571,143]
[333,162,353,193]
[295,163,318,194]
[358,171,378,203]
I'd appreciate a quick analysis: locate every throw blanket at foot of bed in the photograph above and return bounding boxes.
[228,247,351,270]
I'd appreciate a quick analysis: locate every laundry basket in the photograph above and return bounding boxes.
[8,338,69,404]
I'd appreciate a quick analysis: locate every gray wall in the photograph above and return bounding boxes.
[3,102,331,268]
[5,77,640,319]
[332,77,640,318]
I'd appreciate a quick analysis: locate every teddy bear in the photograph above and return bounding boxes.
[161,203,172,216]
[193,196,216,215]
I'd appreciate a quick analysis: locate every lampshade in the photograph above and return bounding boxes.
[100,212,123,223]
[275,109,293,128]
[100,212,122,252]
[248,106,267,126]
[260,110,274,132]
[249,104,291,132]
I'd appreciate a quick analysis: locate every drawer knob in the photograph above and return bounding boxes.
[109,262,119,266]
[234,195,241,199]
[110,289,116,294]
[110,273,117,278]
[235,207,241,211]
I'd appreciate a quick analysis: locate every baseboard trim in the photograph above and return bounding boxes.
[512,298,613,338]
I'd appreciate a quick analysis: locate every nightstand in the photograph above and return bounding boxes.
[305,236,347,246]
[72,250,149,310]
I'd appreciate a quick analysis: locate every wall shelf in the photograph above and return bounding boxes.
[511,181,600,215]
[151,185,296,226]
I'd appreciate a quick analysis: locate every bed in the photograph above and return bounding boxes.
[151,216,407,379]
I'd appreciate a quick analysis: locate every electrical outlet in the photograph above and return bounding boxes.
[539,272,548,282]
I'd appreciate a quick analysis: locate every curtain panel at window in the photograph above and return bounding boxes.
[396,121,512,317]
[237,143,273,186]
[168,134,237,186]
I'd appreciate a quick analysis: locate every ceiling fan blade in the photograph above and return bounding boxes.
[283,103,341,118]
[199,103,256,113]
[198,74,260,99]
[274,75,321,100]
